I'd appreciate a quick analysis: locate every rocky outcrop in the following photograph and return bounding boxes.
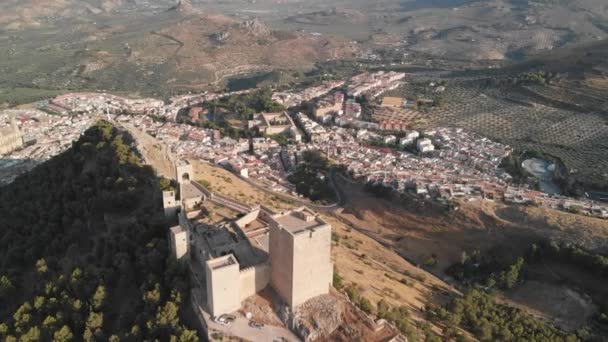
[168,0,201,15]
[210,31,230,44]
[239,18,270,37]
[292,294,344,341]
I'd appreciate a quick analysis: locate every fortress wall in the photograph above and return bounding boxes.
[239,262,270,301]
[183,196,204,211]
[234,208,261,228]
[191,180,253,213]
[259,205,277,220]
[209,196,253,214]
[192,181,213,197]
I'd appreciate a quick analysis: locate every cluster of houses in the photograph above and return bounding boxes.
[346,71,405,97]
[271,81,345,108]
[0,109,97,183]
[312,92,345,122]
[294,112,329,143]
[45,93,164,116]
[1,71,607,219]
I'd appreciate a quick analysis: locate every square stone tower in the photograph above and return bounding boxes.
[163,190,179,218]
[205,254,241,316]
[268,207,333,308]
[176,161,193,184]
[169,225,190,261]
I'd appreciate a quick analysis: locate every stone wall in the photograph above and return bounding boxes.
[239,262,270,301]
[209,192,254,213]
[234,207,262,228]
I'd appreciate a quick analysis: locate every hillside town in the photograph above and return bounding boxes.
[1,71,607,219]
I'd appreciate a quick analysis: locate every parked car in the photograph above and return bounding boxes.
[214,314,236,325]
[213,316,228,326]
[249,320,264,329]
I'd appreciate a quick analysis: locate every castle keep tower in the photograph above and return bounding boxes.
[268,207,333,308]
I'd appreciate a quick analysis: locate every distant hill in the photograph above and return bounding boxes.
[509,39,608,116]
[0,0,357,95]
[521,39,608,74]
[0,0,177,29]
[0,121,197,341]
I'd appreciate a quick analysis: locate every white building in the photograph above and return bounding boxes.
[417,138,435,153]
[384,135,397,145]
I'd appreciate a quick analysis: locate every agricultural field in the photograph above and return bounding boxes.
[388,73,608,194]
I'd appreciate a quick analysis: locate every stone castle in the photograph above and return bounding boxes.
[164,161,333,317]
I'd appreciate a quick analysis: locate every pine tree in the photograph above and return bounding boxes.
[53,326,74,342]
[91,285,106,310]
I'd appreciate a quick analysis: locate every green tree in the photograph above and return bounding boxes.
[91,285,106,310]
[156,301,180,329]
[359,297,374,315]
[144,283,162,305]
[36,259,48,275]
[13,303,32,330]
[0,275,14,297]
[0,323,9,336]
[476,319,493,341]
[503,257,524,289]
[177,329,198,342]
[70,268,82,284]
[19,326,41,342]
[52,326,73,342]
[42,316,58,331]
[333,269,344,290]
[72,299,82,312]
[85,311,103,339]
[33,296,46,310]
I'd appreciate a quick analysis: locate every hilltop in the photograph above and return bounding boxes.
[0,121,197,341]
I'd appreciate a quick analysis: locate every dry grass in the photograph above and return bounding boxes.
[326,214,457,324]
[192,161,293,211]
[502,280,597,332]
